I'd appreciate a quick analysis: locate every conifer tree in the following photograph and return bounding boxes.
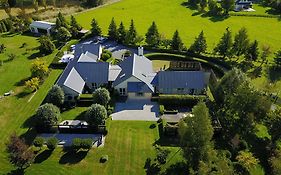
[145,21,160,47]
[245,40,259,61]
[70,15,82,37]
[118,22,126,44]
[108,17,118,41]
[91,18,102,37]
[232,27,249,57]
[171,30,184,51]
[214,28,233,58]
[189,30,207,54]
[57,12,69,29]
[126,19,137,45]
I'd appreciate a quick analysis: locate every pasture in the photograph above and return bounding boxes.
[74,0,281,57]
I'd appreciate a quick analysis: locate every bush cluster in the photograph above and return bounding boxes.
[71,138,93,151]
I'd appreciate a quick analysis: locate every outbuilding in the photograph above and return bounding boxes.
[30,21,56,35]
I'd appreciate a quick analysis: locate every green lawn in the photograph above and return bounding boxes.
[23,121,182,175]
[74,0,281,55]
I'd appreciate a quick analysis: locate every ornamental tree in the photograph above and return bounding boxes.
[93,88,111,106]
[35,103,60,127]
[85,104,107,127]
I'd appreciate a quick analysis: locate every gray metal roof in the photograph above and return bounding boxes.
[75,62,109,84]
[113,54,156,92]
[74,42,102,59]
[157,71,207,89]
[63,68,85,93]
[30,21,55,29]
[77,51,98,63]
[108,65,122,81]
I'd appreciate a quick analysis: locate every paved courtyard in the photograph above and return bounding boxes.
[111,100,159,121]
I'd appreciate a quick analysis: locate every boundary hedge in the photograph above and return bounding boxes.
[159,94,207,107]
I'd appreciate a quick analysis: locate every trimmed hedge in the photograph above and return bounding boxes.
[145,53,227,77]
[159,94,207,107]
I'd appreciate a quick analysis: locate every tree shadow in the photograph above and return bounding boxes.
[14,77,30,87]
[1,32,20,38]
[34,149,53,163]
[22,114,37,128]
[15,91,32,99]
[28,51,44,60]
[7,168,25,175]
[267,66,281,82]
[59,150,88,164]
[162,162,188,175]
[149,124,156,129]
[180,2,198,10]
[201,12,230,22]
[19,128,37,145]
[143,158,161,175]
[74,111,87,120]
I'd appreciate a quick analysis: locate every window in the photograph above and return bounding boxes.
[136,92,144,97]
[119,88,126,95]
[92,83,97,89]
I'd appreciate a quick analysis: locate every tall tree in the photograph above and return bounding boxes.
[221,0,235,15]
[171,30,184,51]
[189,30,207,54]
[42,0,47,9]
[117,21,126,44]
[179,102,214,170]
[214,28,233,58]
[232,27,249,57]
[57,27,72,42]
[38,35,55,55]
[108,17,118,41]
[126,19,137,45]
[6,133,35,170]
[91,18,102,37]
[260,44,271,66]
[56,12,68,29]
[70,15,82,37]
[274,49,281,68]
[245,40,259,61]
[33,0,39,12]
[145,21,160,47]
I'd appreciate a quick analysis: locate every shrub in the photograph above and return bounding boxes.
[25,77,40,92]
[93,88,111,106]
[0,44,5,53]
[159,105,165,115]
[46,137,58,150]
[33,137,45,148]
[159,95,206,107]
[72,138,82,151]
[35,103,60,127]
[31,59,49,80]
[85,104,107,127]
[156,149,170,164]
[57,27,72,42]
[46,85,65,107]
[81,138,93,150]
[100,155,108,163]
[38,36,55,55]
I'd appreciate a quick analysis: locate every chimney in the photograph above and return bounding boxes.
[138,46,144,56]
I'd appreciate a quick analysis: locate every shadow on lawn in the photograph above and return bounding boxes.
[59,149,88,164]
[267,66,281,82]
[34,150,53,164]
[154,122,180,147]
[144,158,161,175]
[7,168,25,175]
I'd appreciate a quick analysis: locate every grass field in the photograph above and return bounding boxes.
[73,0,281,56]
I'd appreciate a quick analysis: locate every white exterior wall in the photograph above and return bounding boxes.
[114,76,141,96]
[128,92,152,100]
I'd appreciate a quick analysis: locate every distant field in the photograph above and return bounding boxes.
[74,0,281,57]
